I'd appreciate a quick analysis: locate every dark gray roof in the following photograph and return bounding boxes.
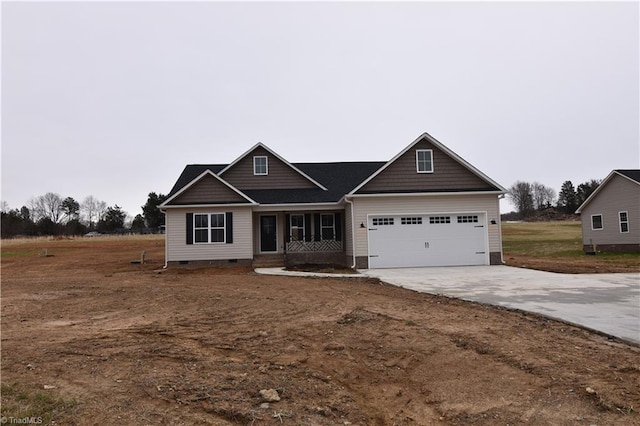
[616,169,640,184]
[166,161,385,204]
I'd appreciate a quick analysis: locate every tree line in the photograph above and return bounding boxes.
[506,179,600,220]
[1,192,167,239]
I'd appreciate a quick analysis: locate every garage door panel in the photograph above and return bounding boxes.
[368,213,488,268]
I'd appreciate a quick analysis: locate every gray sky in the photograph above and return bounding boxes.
[2,1,639,220]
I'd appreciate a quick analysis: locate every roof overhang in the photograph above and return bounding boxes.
[344,190,505,201]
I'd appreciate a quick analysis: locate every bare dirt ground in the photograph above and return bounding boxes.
[2,236,639,425]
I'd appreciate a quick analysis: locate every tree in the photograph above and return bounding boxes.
[508,181,534,218]
[131,214,146,233]
[96,205,126,233]
[61,197,80,222]
[142,192,167,229]
[28,192,64,223]
[531,182,556,211]
[576,179,600,207]
[557,181,578,214]
[81,196,107,229]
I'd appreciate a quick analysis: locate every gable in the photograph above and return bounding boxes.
[220,145,323,191]
[356,138,498,194]
[164,171,254,206]
[578,173,640,215]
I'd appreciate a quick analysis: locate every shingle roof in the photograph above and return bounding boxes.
[616,169,640,184]
[166,161,386,204]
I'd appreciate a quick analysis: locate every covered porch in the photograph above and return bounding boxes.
[252,209,347,267]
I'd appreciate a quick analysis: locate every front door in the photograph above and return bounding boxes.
[260,215,277,252]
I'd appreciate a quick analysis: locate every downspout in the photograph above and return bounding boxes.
[344,196,357,269]
[161,209,168,269]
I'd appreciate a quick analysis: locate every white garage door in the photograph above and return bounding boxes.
[368,213,488,268]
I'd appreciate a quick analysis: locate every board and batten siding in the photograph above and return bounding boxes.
[350,194,502,258]
[166,207,253,262]
[580,174,640,246]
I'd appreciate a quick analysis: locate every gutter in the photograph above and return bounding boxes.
[344,196,357,269]
[161,209,168,269]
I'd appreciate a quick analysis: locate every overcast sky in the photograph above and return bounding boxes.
[2,1,638,220]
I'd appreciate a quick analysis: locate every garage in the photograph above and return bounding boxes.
[367,213,488,268]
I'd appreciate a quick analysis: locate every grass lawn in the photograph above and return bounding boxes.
[501,220,640,273]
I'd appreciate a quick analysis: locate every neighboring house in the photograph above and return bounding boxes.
[160,133,507,269]
[575,170,640,253]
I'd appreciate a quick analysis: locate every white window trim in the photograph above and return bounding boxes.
[194,212,226,244]
[253,156,268,175]
[591,214,603,231]
[290,214,305,241]
[416,149,433,173]
[619,211,629,233]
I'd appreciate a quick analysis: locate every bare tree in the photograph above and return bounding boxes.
[81,196,107,229]
[28,192,64,223]
[508,181,534,218]
[531,182,556,210]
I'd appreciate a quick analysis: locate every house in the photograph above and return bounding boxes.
[160,132,507,269]
[575,170,640,253]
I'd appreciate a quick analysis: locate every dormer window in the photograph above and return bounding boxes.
[416,149,433,173]
[254,156,268,175]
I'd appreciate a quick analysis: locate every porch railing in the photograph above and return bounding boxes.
[286,238,342,252]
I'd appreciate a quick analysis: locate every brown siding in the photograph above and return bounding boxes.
[580,174,640,248]
[357,140,493,193]
[222,146,317,190]
[169,174,248,205]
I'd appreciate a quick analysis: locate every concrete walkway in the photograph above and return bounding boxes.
[255,266,640,344]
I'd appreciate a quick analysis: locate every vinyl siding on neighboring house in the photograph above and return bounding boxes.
[221,146,317,190]
[350,194,502,258]
[580,174,640,246]
[165,207,253,262]
[357,139,493,193]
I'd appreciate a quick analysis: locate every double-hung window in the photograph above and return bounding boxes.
[416,149,433,173]
[320,214,335,240]
[254,156,268,175]
[290,214,305,241]
[194,213,225,243]
[619,211,629,233]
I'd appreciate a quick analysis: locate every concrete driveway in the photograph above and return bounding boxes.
[363,266,640,345]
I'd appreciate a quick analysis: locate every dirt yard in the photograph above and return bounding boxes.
[1,236,639,425]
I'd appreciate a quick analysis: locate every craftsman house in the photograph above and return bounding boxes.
[160,133,507,269]
[575,170,640,253]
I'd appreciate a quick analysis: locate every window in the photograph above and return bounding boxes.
[194,213,225,243]
[619,211,629,233]
[457,215,479,223]
[429,216,450,224]
[253,156,268,175]
[372,217,394,226]
[591,214,603,230]
[401,217,422,225]
[416,149,433,173]
[290,214,305,241]
[321,214,335,240]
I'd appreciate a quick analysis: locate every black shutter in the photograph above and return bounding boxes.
[314,213,321,241]
[304,214,311,242]
[225,212,233,244]
[285,214,291,243]
[335,212,342,241]
[186,213,193,245]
